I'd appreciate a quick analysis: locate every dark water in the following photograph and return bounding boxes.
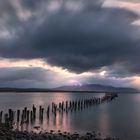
[0,92,140,140]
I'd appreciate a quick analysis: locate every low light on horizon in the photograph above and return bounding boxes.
[100,71,106,76]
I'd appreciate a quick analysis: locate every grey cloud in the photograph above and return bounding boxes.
[0,68,45,82]
[0,67,66,88]
[0,67,47,88]
[84,76,133,88]
[118,0,140,2]
[0,0,140,75]
[0,0,21,30]
[20,0,45,10]
[0,67,135,89]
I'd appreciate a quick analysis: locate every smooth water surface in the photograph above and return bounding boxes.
[0,92,140,140]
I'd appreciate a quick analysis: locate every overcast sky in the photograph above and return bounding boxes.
[0,0,140,89]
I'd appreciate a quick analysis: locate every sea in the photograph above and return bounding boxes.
[0,92,140,140]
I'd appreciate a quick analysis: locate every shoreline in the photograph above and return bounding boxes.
[0,125,119,140]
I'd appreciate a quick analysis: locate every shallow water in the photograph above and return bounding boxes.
[0,92,140,140]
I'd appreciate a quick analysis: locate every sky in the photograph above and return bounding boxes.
[0,0,140,89]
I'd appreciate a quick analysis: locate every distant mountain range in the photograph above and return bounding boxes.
[0,84,139,93]
[54,84,139,93]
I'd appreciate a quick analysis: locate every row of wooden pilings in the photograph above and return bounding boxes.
[0,93,118,129]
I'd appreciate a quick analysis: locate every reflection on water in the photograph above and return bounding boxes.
[13,93,111,133]
[0,92,140,140]
[99,103,110,136]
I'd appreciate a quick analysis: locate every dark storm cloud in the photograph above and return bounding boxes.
[0,0,140,75]
[20,0,45,10]
[0,0,22,30]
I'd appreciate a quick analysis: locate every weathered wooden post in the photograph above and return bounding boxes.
[30,110,33,124]
[26,110,30,124]
[4,113,9,127]
[32,105,36,121]
[47,106,50,119]
[0,111,3,124]
[17,110,20,123]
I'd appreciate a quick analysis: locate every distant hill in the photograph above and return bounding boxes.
[0,88,50,92]
[53,84,139,93]
[0,84,138,93]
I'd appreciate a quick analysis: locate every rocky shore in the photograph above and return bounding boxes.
[0,125,120,140]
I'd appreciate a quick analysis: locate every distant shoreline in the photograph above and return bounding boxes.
[0,88,139,93]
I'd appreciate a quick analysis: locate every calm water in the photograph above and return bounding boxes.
[0,92,140,140]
